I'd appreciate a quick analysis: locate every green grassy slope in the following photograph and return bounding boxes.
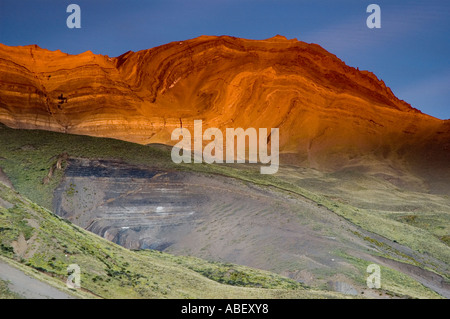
[0,124,448,298]
[0,182,349,299]
[0,124,175,210]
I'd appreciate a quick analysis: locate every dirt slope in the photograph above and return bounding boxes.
[52,158,449,297]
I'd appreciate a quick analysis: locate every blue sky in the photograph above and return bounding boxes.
[0,0,449,119]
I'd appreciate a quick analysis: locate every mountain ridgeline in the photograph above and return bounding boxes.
[0,36,449,186]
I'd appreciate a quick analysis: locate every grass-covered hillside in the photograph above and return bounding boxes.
[0,182,348,299]
[0,124,448,298]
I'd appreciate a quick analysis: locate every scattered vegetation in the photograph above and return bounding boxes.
[138,250,302,290]
[0,278,21,299]
[334,251,443,299]
[0,183,343,299]
[0,124,171,209]
[0,124,448,298]
[440,235,450,246]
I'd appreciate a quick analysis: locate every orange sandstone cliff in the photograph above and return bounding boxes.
[0,35,449,180]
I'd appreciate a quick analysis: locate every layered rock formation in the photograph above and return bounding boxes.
[0,36,449,173]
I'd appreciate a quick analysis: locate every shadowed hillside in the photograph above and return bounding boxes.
[0,124,448,298]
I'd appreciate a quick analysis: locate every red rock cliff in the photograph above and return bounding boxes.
[0,36,449,173]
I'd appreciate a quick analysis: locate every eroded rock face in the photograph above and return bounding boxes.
[0,36,449,173]
[53,158,204,250]
[51,158,390,290]
[52,158,450,294]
